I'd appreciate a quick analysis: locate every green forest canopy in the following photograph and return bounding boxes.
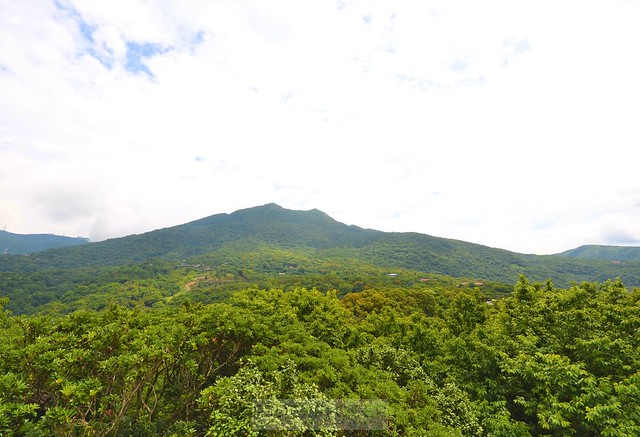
[1,204,640,435]
[1,274,639,436]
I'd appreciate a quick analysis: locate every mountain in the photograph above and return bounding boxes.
[3,203,640,288]
[0,229,88,255]
[2,213,638,435]
[555,244,640,261]
[1,204,524,278]
[7,204,378,268]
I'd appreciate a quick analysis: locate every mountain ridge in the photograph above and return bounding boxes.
[555,244,640,261]
[2,203,639,287]
[0,229,88,255]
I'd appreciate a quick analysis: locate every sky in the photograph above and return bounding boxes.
[1,0,640,255]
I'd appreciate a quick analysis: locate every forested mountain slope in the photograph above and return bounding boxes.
[2,204,640,288]
[0,230,87,255]
[1,206,640,435]
[1,204,375,269]
[556,244,640,261]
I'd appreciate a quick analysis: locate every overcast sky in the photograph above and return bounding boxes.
[1,0,639,254]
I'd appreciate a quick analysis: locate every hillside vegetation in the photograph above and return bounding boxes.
[2,204,640,289]
[1,204,640,435]
[0,230,88,255]
[1,276,639,435]
[556,244,640,261]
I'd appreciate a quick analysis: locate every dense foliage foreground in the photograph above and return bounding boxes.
[1,276,639,436]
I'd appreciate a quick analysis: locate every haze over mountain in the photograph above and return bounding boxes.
[4,203,639,288]
[0,229,88,255]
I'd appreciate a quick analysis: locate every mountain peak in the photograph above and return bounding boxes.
[5,204,640,288]
[243,203,284,211]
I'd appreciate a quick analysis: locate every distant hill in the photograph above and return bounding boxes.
[0,230,88,255]
[555,244,640,261]
[2,203,640,288]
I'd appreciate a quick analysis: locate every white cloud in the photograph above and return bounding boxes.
[1,0,639,253]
